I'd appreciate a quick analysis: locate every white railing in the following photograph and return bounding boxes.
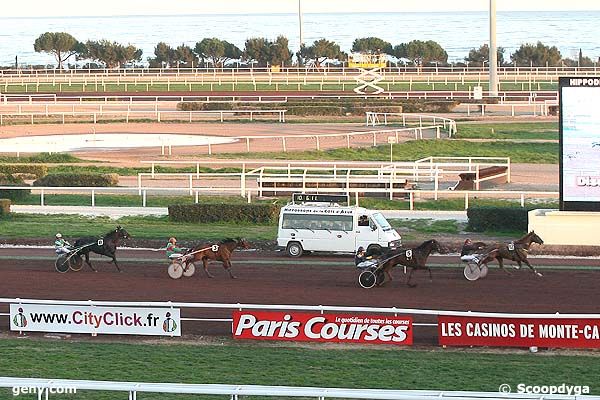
[0,185,557,209]
[1,377,596,400]
[137,157,511,196]
[0,126,446,157]
[1,298,599,319]
[366,112,457,136]
[1,65,599,76]
[0,91,559,104]
[0,109,287,125]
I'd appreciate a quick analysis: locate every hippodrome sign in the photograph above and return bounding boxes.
[559,76,600,211]
[439,316,600,348]
[233,311,412,345]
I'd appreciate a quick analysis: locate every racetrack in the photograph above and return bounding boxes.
[0,248,598,344]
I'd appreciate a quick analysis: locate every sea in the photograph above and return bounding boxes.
[1,11,599,67]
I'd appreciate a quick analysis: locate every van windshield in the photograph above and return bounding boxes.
[371,213,392,231]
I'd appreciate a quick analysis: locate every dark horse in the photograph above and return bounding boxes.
[477,231,544,277]
[187,238,251,279]
[74,226,130,272]
[379,239,443,287]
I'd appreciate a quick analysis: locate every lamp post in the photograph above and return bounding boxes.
[298,0,304,51]
[489,0,499,97]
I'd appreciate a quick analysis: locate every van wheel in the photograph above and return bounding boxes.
[367,244,382,256]
[286,242,303,257]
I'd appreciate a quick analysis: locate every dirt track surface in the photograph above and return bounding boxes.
[1,249,598,344]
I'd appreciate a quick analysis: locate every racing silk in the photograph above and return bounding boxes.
[55,238,68,249]
[166,242,183,258]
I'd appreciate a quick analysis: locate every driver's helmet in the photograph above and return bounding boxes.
[56,233,62,239]
[169,237,177,244]
[464,239,472,245]
[357,246,365,253]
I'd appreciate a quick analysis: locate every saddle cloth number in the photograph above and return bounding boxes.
[405,249,413,259]
[97,239,104,246]
[508,243,515,251]
[211,244,219,252]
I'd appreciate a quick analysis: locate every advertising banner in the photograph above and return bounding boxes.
[10,304,181,336]
[439,316,600,348]
[233,311,412,345]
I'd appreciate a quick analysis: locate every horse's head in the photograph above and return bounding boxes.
[528,231,543,245]
[115,226,130,240]
[236,237,251,250]
[419,239,443,254]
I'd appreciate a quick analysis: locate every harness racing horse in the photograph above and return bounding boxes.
[73,226,130,272]
[187,238,251,279]
[477,231,544,277]
[379,239,443,287]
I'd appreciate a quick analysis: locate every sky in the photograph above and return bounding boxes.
[2,0,600,18]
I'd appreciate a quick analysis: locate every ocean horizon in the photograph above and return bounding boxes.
[1,11,598,67]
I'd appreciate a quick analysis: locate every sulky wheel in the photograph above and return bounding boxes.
[463,262,481,281]
[168,262,184,279]
[55,254,70,273]
[69,254,83,272]
[358,270,377,289]
[479,263,489,278]
[183,262,196,277]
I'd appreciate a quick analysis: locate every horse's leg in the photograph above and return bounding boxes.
[112,255,122,273]
[84,252,97,272]
[202,257,214,278]
[523,258,543,277]
[427,266,433,282]
[497,257,512,276]
[406,268,417,288]
[225,260,237,279]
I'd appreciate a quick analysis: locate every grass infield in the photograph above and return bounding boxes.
[0,338,597,399]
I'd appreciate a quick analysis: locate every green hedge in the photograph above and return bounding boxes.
[0,164,48,178]
[168,203,280,224]
[0,175,30,201]
[0,199,10,215]
[467,206,530,232]
[287,106,345,116]
[176,99,456,116]
[33,173,119,187]
[177,102,234,111]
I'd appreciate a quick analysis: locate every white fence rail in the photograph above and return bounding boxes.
[0,109,287,125]
[0,185,557,209]
[1,298,599,319]
[1,377,597,400]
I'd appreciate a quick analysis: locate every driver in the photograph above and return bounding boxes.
[460,239,485,263]
[54,233,71,255]
[355,246,377,268]
[166,237,185,259]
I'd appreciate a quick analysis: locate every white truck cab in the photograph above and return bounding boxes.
[277,195,401,257]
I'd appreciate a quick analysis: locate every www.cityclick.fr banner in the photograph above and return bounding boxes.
[10,304,181,336]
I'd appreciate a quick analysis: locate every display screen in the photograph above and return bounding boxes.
[559,77,600,211]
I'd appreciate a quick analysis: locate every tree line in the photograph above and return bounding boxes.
[33,32,597,70]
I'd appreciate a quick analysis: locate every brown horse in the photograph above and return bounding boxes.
[477,231,544,277]
[187,238,251,279]
[379,239,443,287]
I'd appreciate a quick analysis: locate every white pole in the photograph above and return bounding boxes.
[489,0,499,97]
[298,0,304,51]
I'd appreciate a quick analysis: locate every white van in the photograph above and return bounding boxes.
[277,203,402,257]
